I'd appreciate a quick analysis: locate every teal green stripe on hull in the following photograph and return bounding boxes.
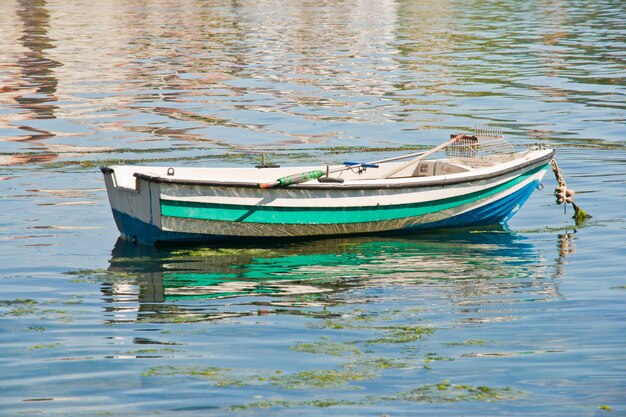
[160,164,548,225]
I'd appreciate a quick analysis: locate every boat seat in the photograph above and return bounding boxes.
[412,161,471,177]
[413,161,435,177]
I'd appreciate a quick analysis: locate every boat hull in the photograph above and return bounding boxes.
[102,151,553,245]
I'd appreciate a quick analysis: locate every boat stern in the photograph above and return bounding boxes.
[101,166,165,244]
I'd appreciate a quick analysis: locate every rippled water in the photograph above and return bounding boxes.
[1,0,625,415]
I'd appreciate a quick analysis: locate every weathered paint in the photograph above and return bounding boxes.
[101,149,553,245]
[159,164,547,225]
[110,178,542,244]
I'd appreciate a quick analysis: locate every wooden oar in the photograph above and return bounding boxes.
[258,150,427,189]
[379,134,466,179]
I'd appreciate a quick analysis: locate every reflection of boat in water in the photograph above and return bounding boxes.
[103,227,559,323]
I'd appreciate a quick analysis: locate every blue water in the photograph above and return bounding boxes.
[1,0,625,415]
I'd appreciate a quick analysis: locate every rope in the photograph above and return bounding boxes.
[550,158,589,225]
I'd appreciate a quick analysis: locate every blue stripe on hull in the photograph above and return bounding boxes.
[111,180,540,245]
[111,209,223,245]
[411,179,540,230]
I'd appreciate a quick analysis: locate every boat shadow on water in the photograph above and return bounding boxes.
[103,226,563,324]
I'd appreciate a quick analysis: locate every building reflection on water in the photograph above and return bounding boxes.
[1,0,60,165]
[102,228,565,325]
[15,0,60,121]
[3,0,615,168]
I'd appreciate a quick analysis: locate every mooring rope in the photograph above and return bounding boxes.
[550,158,589,224]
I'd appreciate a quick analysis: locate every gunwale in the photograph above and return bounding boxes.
[110,149,555,191]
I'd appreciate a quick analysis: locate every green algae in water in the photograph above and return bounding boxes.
[29,343,61,350]
[41,151,257,171]
[25,326,46,332]
[169,247,277,258]
[272,369,376,390]
[310,309,423,332]
[137,312,220,324]
[230,398,364,411]
[367,325,436,344]
[142,365,225,378]
[573,205,590,226]
[387,381,524,403]
[445,339,490,347]
[231,381,524,410]
[310,319,348,330]
[59,295,83,305]
[64,268,137,284]
[0,298,38,307]
[38,309,72,322]
[141,366,261,387]
[141,365,376,390]
[424,352,454,363]
[290,341,361,357]
[123,348,180,355]
[0,298,39,317]
[342,357,411,370]
[1,305,39,317]
[0,298,72,321]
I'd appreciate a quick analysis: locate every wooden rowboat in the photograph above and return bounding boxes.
[101,134,555,245]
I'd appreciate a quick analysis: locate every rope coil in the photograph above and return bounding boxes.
[550,158,589,225]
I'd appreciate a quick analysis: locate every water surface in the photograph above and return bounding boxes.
[1,0,625,415]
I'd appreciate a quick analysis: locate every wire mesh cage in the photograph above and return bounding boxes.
[446,125,516,166]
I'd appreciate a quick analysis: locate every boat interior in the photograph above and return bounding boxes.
[104,145,545,189]
[105,157,495,190]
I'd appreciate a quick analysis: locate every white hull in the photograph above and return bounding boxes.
[101,147,554,245]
